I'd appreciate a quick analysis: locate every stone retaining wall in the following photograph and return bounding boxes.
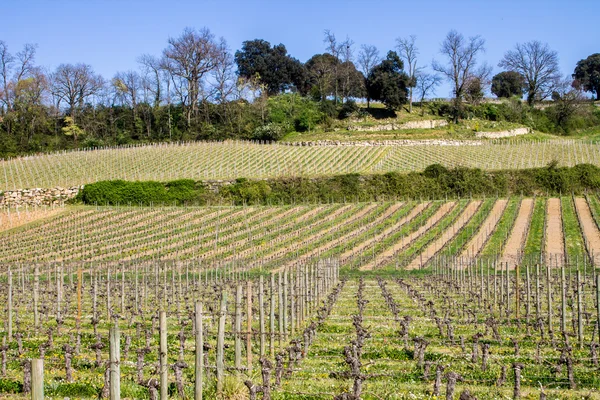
[0,186,81,207]
[286,139,483,147]
[475,127,531,139]
[347,119,448,132]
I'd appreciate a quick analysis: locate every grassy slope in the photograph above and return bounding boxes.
[523,197,546,258]
[561,196,586,262]
[480,197,519,256]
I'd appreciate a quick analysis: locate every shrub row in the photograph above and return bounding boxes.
[77,163,600,206]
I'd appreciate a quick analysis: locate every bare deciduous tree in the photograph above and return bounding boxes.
[415,72,442,115]
[138,54,163,108]
[432,30,487,123]
[0,40,15,110]
[162,27,220,125]
[0,41,38,111]
[51,63,104,121]
[499,40,561,105]
[396,35,422,113]
[357,44,381,108]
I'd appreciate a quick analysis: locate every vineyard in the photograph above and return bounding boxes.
[3,140,600,189]
[2,194,600,399]
[3,195,600,268]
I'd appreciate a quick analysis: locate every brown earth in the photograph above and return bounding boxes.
[573,197,600,265]
[406,200,482,270]
[545,198,565,266]
[500,198,534,269]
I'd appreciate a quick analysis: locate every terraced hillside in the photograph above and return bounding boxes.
[3,195,600,269]
[2,140,600,189]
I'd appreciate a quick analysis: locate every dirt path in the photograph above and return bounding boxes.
[339,202,430,264]
[500,198,534,269]
[573,197,600,264]
[458,199,508,263]
[360,201,457,271]
[406,200,482,270]
[274,202,405,272]
[545,198,565,266]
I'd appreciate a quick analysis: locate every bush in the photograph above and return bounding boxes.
[338,100,359,119]
[253,123,284,141]
[77,179,203,205]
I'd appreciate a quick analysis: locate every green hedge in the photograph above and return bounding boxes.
[77,179,205,205]
[77,163,600,206]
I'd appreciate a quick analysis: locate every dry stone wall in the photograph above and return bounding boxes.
[0,186,81,207]
[347,119,448,132]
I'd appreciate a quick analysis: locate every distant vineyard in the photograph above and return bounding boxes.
[2,140,600,190]
[3,195,600,269]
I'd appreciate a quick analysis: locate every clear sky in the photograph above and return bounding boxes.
[2,0,599,97]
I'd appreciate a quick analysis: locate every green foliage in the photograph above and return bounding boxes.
[77,164,600,206]
[267,93,324,133]
[573,53,600,100]
[235,39,307,95]
[491,71,525,98]
[366,51,410,110]
[47,382,99,397]
[253,123,284,141]
[338,99,359,119]
[77,179,204,205]
[220,177,272,205]
[0,378,23,393]
[61,116,84,140]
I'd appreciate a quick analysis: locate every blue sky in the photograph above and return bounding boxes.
[2,0,599,97]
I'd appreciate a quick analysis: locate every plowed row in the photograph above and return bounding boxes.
[2,196,600,269]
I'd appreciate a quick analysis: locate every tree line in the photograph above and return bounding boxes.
[0,28,599,156]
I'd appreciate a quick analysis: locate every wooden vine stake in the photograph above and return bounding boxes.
[195,302,203,400]
[216,291,227,396]
[247,280,253,373]
[159,311,167,400]
[7,268,12,341]
[31,359,43,400]
[109,322,120,400]
[77,267,82,327]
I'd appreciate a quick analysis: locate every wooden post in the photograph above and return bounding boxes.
[216,291,227,396]
[290,270,295,336]
[77,267,82,327]
[259,276,265,357]
[7,268,12,341]
[547,263,553,335]
[515,264,520,320]
[235,285,242,370]
[269,274,275,358]
[110,323,120,400]
[561,264,567,333]
[577,271,584,349]
[597,275,600,339]
[159,311,167,400]
[526,265,531,328]
[247,280,253,373]
[195,302,203,400]
[535,264,541,320]
[278,272,283,347]
[33,265,39,331]
[31,359,44,400]
[107,267,111,321]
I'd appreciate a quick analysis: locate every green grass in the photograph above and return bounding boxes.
[523,197,546,257]
[561,196,586,262]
